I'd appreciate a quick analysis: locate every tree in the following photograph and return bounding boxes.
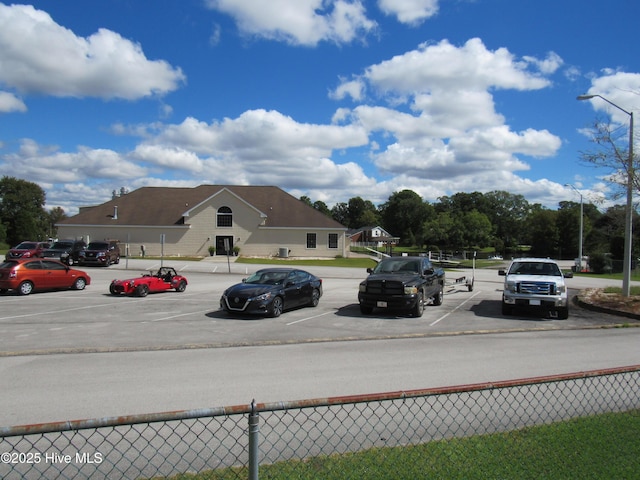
[379,190,432,246]
[526,207,559,257]
[579,117,639,199]
[48,206,68,239]
[0,176,49,246]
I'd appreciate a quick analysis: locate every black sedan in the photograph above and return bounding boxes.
[220,268,322,317]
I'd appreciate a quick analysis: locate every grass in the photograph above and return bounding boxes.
[156,410,640,479]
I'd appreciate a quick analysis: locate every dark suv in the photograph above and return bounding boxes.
[79,240,120,266]
[42,239,87,265]
[5,241,50,260]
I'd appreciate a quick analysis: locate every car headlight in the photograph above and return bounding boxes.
[359,284,367,293]
[505,281,517,293]
[404,286,418,295]
[255,292,272,302]
[557,284,566,293]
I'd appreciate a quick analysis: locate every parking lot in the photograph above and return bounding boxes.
[0,258,635,356]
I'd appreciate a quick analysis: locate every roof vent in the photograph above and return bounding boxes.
[112,206,118,220]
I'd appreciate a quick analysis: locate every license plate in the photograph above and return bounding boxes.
[529,299,541,306]
[377,301,388,308]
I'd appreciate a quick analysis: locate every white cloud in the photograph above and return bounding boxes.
[0,4,185,100]
[377,0,439,25]
[205,0,376,46]
[0,91,26,112]
[581,71,640,124]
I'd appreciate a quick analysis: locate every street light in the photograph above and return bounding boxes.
[565,184,583,272]
[577,94,634,295]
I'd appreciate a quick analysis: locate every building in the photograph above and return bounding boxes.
[56,185,348,258]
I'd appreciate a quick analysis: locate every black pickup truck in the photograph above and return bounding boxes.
[358,256,446,317]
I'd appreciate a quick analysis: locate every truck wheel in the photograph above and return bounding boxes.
[557,307,569,320]
[432,286,443,306]
[411,292,424,317]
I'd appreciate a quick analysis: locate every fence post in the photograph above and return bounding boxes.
[248,399,260,480]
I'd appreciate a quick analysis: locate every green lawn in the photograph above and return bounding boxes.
[158,409,640,479]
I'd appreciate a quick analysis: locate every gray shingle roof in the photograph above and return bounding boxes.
[58,185,346,229]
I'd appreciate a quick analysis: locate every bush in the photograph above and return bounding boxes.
[588,252,613,274]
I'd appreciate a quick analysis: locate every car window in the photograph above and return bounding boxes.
[0,261,19,269]
[24,261,43,270]
[16,242,37,249]
[41,260,66,270]
[50,242,73,249]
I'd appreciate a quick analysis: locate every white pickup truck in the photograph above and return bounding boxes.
[498,257,573,319]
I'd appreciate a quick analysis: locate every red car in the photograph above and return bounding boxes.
[5,241,50,260]
[0,258,91,295]
[109,267,188,297]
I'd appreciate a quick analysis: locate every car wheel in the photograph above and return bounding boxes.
[175,280,187,292]
[114,256,120,265]
[136,284,149,297]
[73,277,86,290]
[432,286,444,306]
[308,288,320,307]
[109,284,119,295]
[411,292,424,317]
[557,307,569,320]
[269,296,283,317]
[359,305,373,315]
[18,281,34,296]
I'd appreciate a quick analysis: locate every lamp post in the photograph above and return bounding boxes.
[565,184,583,272]
[577,94,634,295]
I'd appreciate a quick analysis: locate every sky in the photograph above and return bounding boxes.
[1,0,640,216]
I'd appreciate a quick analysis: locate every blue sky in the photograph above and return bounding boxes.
[1,0,639,215]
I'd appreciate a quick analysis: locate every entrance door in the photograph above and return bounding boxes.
[215,236,234,256]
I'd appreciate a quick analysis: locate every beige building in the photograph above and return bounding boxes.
[56,185,348,258]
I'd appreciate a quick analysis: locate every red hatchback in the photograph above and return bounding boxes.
[0,258,91,295]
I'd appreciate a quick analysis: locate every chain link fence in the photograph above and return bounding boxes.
[1,365,638,479]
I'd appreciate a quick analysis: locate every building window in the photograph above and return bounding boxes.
[328,233,338,249]
[217,206,232,227]
[306,233,317,249]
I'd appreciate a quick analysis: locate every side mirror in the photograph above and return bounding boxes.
[367,268,373,274]
[564,271,573,278]
[424,268,434,275]
[498,270,506,276]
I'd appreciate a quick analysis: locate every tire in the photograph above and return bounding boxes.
[175,280,187,292]
[136,284,149,297]
[557,307,569,320]
[18,281,34,296]
[269,296,283,317]
[411,292,424,317]
[114,256,120,265]
[308,288,320,307]
[73,277,87,290]
[432,286,444,306]
[109,284,119,295]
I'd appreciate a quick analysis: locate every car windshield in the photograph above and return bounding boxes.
[508,261,561,276]
[87,242,108,250]
[50,242,73,249]
[372,259,421,274]
[245,271,289,285]
[15,242,37,249]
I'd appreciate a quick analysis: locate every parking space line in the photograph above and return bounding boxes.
[0,303,117,321]
[430,290,482,326]
[148,310,212,322]
[286,311,334,325]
